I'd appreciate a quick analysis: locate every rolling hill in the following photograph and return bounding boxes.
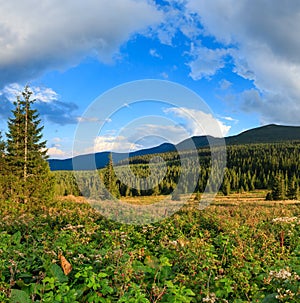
[48,124,300,171]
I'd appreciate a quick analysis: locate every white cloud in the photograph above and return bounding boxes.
[222,116,237,122]
[0,0,162,86]
[31,87,58,103]
[1,83,58,103]
[93,135,143,153]
[0,83,78,125]
[47,146,68,158]
[154,1,202,46]
[165,107,231,137]
[188,46,229,80]
[185,0,300,123]
[149,49,162,59]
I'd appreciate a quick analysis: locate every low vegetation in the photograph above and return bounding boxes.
[0,193,299,302]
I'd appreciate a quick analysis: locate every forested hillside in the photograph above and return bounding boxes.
[54,142,300,200]
[48,124,300,171]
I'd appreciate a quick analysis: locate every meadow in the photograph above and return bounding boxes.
[0,191,299,302]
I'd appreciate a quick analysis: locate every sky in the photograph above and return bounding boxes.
[0,0,300,159]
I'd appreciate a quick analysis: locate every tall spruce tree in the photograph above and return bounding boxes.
[6,86,54,203]
[103,153,120,199]
[286,175,298,200]
[270,174,285,200]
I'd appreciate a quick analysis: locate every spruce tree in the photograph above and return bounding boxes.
[286,175,298,200]
[6,86,54,203]
[103,153,120,199]
[271,174,285,200]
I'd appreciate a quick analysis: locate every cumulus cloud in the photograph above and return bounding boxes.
[188,46,229,80]
[47,146,68,158]
[0,83,78,125]
[0,0,162,87]
[185,0,300,124]
[1,83,58,103]
[93,135,143,153]
[164,107,231,137]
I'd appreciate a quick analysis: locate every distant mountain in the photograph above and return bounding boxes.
[226,124,300,144]
[48,124,300,171]
[49,143,176,171]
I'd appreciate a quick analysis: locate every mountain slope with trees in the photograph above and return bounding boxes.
[49,124,300,171]
[53,142,300,201]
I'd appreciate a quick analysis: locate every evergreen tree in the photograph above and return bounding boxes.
[222,179,231,196]
[103,153,120,199]
[286,175,298,200]
[270,174,285,200]
[6,86,54,203]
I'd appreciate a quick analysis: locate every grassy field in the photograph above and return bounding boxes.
[0,191,299,302]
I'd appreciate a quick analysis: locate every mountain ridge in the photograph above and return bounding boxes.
[48,124,300,171]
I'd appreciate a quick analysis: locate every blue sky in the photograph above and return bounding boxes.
[0,0,300,158]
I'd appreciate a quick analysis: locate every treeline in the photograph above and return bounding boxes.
[0,87,54,204]
[54,142,300,200]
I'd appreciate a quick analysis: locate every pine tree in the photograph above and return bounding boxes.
[103,153,120,199]
[6,86,54,203]
[271,174,285,200]
[222,179,231,196]
[286,175,298,200]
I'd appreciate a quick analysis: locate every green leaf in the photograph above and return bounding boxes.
[10,289,30,303]
[11,231,21,245]
[49,263,68,283]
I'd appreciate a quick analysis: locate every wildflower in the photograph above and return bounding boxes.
[272,217,299,224]
[269,268,292,280]
[203,292,217,303]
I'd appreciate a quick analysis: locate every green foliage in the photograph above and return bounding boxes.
[4,86,54,204]
[0,197,299,302]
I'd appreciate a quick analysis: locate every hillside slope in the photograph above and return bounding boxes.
[49,124,300,170]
